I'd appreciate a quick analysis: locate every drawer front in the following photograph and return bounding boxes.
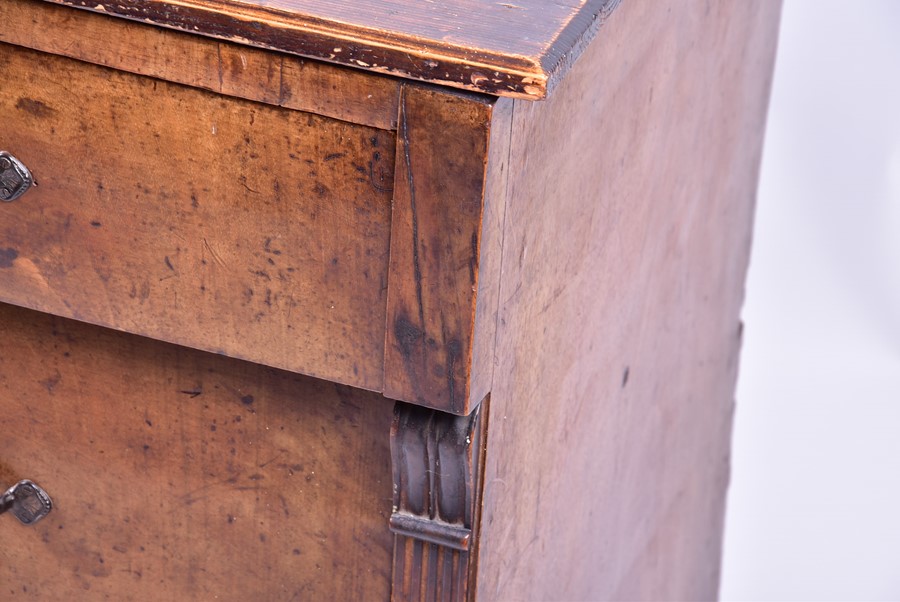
[0,43,394,390]
[0,303,393,600]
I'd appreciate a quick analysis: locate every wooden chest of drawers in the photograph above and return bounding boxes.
[0,0,781,599]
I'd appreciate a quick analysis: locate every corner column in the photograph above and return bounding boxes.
[389,401,488,602]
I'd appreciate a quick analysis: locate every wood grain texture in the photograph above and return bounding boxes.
[40,0,621,99]
[474,0,782,599]
[0,43,394,391]
[1,0,400,130]
[383,85,508,415]
[389,402,487,602]
[468,98,513,417]
[0,303,394,600]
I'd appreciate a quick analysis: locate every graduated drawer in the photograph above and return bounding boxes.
[0,303,394,599]
[0,42,394,390]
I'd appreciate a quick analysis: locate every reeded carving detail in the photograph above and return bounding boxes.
[389,402,486,602]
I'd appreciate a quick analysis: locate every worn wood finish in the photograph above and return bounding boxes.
[0,0,782,596]
[474,0,782,599]
[389,402,487,602]
[1,0,400,130]
[383,85,508,415]
[42,0,621,99]
[0,43,394,391]
[0,303,395,600]
[467,97,513,418]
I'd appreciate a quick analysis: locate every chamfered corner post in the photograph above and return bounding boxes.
[382,82,512,416]
[381,80,511,600]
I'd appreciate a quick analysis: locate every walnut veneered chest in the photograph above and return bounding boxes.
[0,0,781,599]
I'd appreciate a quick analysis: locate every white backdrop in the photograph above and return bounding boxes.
[720,1,900,599]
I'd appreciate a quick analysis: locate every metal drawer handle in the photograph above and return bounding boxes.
[0,151,35,202]
[0,480,53,525]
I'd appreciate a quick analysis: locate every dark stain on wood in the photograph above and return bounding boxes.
[15,96,55,117]
[393,313,424,363]
[383,85,498,415]
[0,247,19,268]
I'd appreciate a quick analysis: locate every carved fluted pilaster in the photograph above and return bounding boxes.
[389,402,487,602]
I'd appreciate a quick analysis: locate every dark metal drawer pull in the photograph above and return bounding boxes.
[0,480,52,525]
[0,151,34,202]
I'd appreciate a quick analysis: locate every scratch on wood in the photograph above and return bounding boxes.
[440,313,462,409]
[399,93,426,336]
[469,231,478,285]
[369,158,392,193]
[215,42,224,93]
[238,176,260,194]
[202,237,226,267]
[277,54,286,106]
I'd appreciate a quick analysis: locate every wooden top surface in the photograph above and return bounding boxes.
[42,0,621,99]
